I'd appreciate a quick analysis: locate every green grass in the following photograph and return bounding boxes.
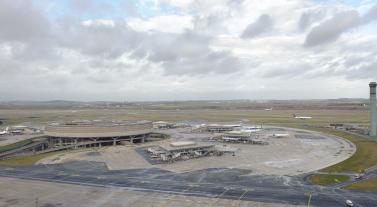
[0,108,370,127]
[0,140,32,153]
[295,127,377,190]
[344,176,377,192]
[278,126,377,173]
[312,129,377,173]
[308,174,350,186]
[0,151,63,166]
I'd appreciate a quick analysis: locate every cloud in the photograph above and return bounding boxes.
[0,0,50,42]
[364,4,377,21]
[0,0,58,61]
[128,15,193,33]
[55,19,242,75]
[304,4,377,47]
[298,10,327,31]
[193,12,229,35]
[0,0,376,101]
[57,20,141,59]
[69,0,93,11]
[132,30,243,75]
[161,51,242,75]
[68,0,113,14]
[261,62,312,79]
[122,1,140,17]
[340,54,377,80]
[304,11,361,47]
[241,14,273,39]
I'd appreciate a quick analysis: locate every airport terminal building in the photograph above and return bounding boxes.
[0,121,166,159]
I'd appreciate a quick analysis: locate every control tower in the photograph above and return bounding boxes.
[369,82,376,136]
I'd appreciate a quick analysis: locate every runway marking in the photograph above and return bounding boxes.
[182,184,197,193]
[238,189,248,200]
[231,187,253,207]
[208,187,229,207]
[153,183,207,206]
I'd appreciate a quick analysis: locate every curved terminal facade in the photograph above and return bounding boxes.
[0,121,166,159]
[44,122,152,148]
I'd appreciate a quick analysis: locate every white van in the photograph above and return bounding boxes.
[345,200,354,207]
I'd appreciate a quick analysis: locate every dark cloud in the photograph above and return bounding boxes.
[58,20,141,58]
[69,0,113,14]
[298,10,327,31]
[0,0,50,42]
[304,4,377,47]
[132,31,242,75]
[241,14,273,39]
[55,20,242,75]
[304,11,361,47]
[0,0,58,61]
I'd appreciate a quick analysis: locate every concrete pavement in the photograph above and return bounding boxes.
[0,161,376,207]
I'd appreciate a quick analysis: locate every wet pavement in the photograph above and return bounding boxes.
[0,161,376,207]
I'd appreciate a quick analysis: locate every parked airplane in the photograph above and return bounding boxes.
[293,114,312,120]
[271,133,289,138]
[264,108,273,111]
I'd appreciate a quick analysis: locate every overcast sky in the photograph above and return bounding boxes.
[1,0,377,101]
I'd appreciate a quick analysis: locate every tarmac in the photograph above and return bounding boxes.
[0,161,376,206]
[39,127,356,175]
[1,126,375,206]
[0,176,304,207]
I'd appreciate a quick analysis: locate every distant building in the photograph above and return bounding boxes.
[153,121,175,129]
[221,130,268,145]
[146,141,224,162]
[206,124,241,133]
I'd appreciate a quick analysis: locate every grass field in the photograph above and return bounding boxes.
[296,128,377,189]
[344,176,377,191]
[308,174,350,186]
[0,108,370,126]
[308,129,377,173]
